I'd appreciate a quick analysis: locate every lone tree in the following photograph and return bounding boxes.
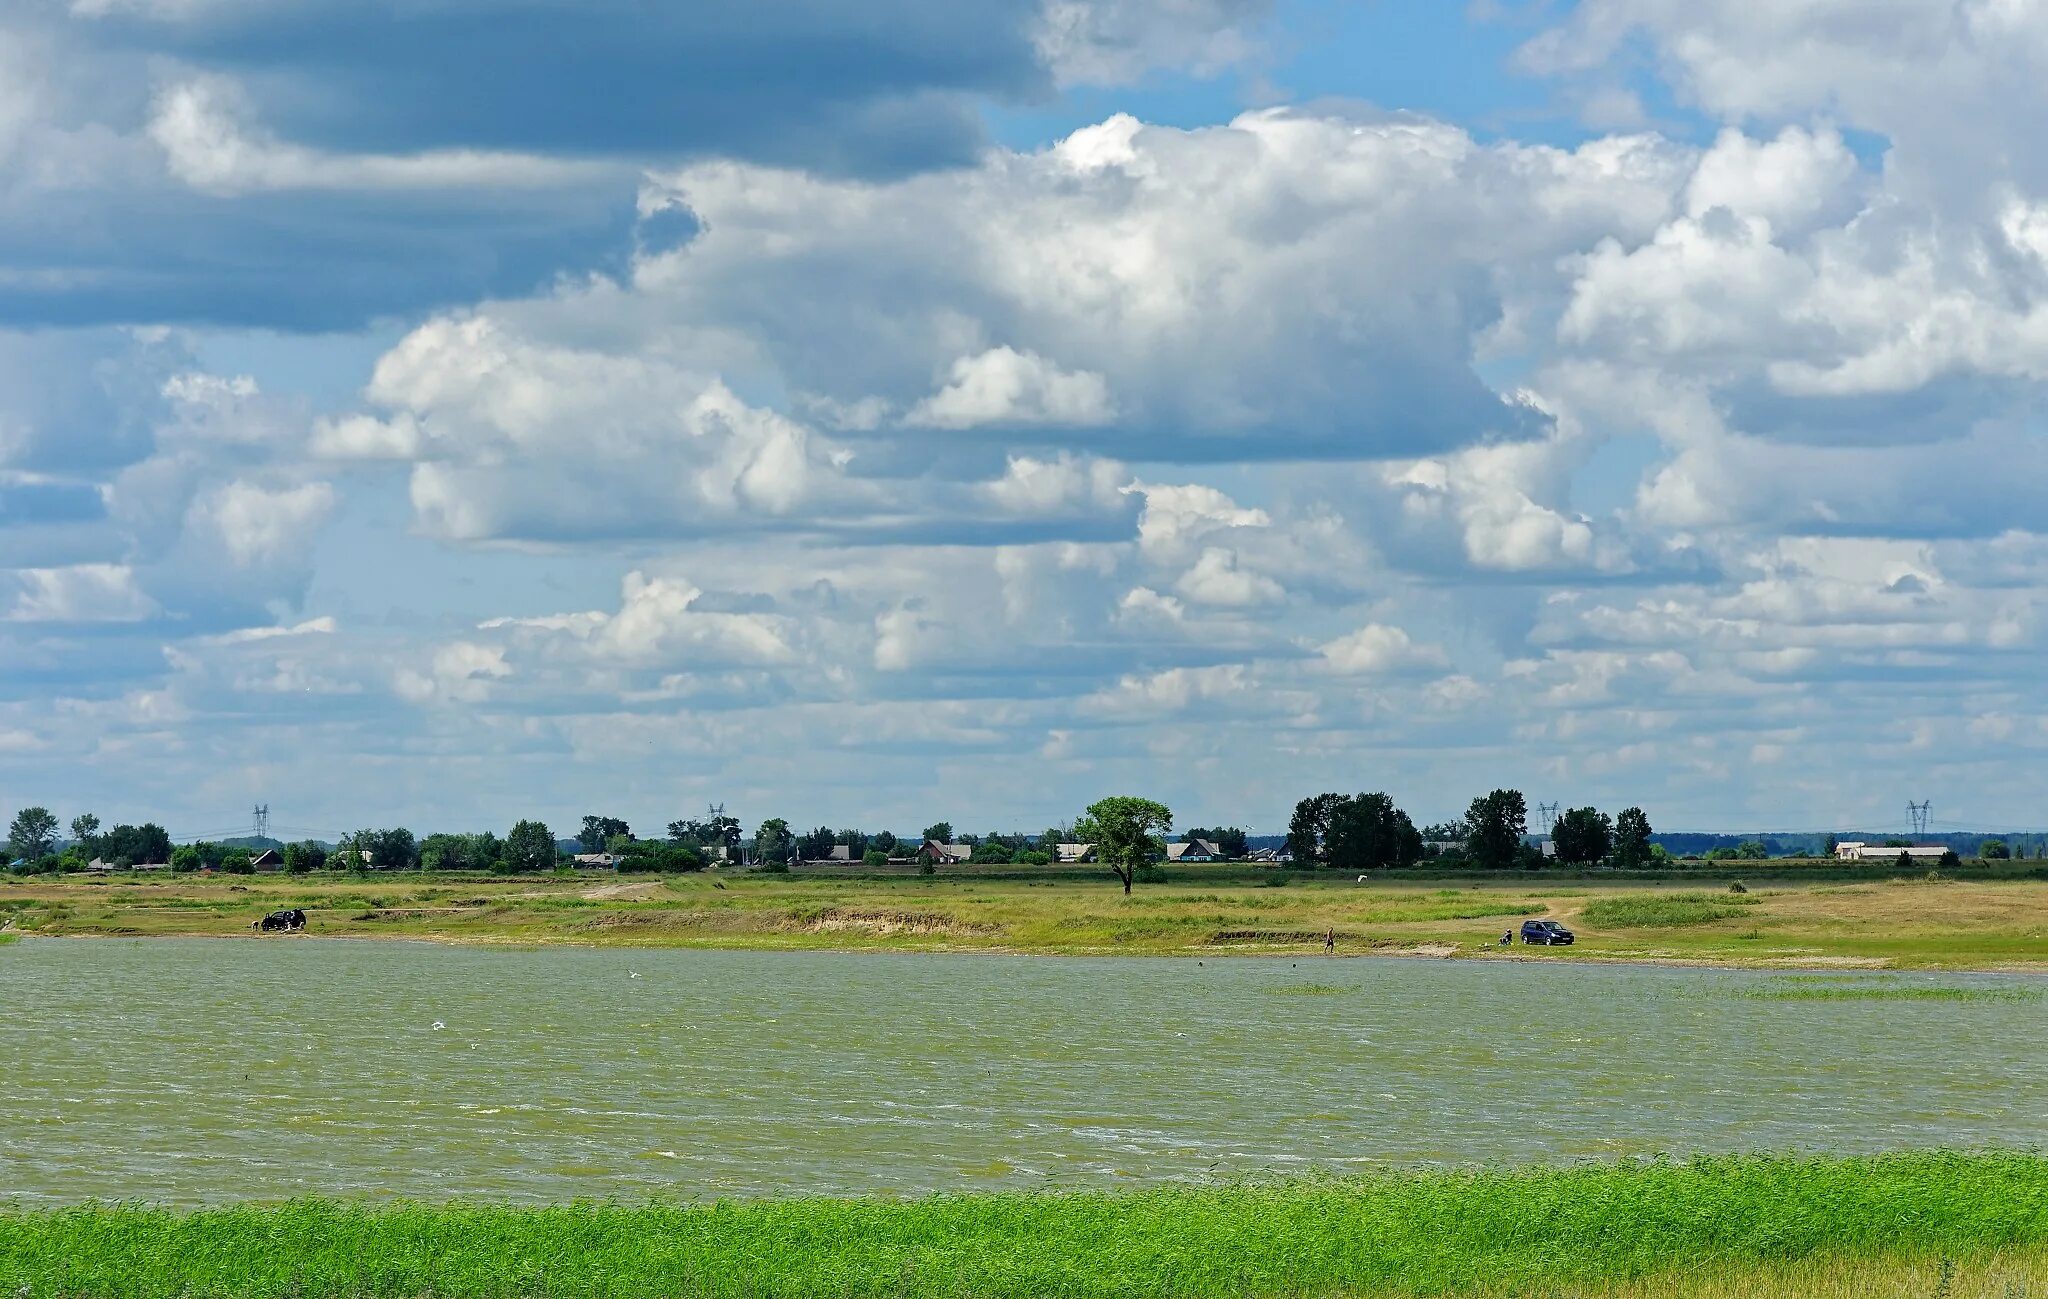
[69,813,100,854]
[922,822,954,845]
[1551,807,1613,866]
[7,807,59,861]
[1079,796,1172,894]
[1612,806,1654,868]
[1981,838,2011,860]
[505,820,556,873]
[1464,790,1527,871]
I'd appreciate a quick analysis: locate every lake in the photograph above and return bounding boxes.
[2,938,2043,1206]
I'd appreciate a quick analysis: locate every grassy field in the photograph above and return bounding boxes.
[4,867,2048,970]
[2,1153,2044,1297]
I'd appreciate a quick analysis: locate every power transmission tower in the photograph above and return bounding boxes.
[1907,801,1931,838]
[253,804,270,841]
[1536,802,1560,836]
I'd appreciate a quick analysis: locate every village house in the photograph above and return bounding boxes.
[249,848,284,871]
[1054,842,1097,863]
[918,840,973,865]
[801,845,854,864]
[1166,838,1225,862]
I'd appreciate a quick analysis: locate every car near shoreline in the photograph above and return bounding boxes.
[1521,919,1575,946]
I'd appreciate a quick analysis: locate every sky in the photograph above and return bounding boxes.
[4,0,2047,842]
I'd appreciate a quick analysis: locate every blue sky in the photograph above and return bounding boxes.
[3,0,2045,842]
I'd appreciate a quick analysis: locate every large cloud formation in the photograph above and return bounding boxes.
[2,0,2045,835]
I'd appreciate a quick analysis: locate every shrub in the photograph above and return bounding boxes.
[1728,880,1748,894]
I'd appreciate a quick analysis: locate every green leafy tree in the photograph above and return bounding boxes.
[354,828,417,870]
[579,816,630,853]
[171,845,203,873]
[220,847,254,874]
[837,829,870,859]
[1464,790,1528,871]
[1286,793,1345,864]
[862,849,888,868]
[1324,794,1424,872]
[333,832,367,874]
[922,822,954,845]
[753,818,794,865]
[1735,839,1770,861]
[798,826,836,861]
[1612,807,1653,868]
[1551,807,1613,866]
[1938,849,1962,871]
[871,830,900,856]
[8,807,59,861]
[283,841,327,874]
[1981,838,2011,860]
[505,820,556,873]
[98,823,171,866]
[69,813,100,855]
[1080,795,1173,895]
[615,840,705,873]
[971,840,1014,864]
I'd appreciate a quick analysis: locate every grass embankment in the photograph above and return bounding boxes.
[5,870,2048,970]
[3,1153,2045,1298]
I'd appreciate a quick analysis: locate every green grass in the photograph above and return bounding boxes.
[1265,982,1345,995]
[1580,892,1763,928]
[0,931,17,945]
[3,1153,2046,1298]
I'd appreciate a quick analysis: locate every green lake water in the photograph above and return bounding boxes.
[2,938,2043,1205]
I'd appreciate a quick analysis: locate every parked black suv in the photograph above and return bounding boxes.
[1521,919,1574,946]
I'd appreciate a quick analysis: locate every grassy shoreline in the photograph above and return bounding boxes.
[6,868,2048,971]
[4,1153,2046,1297]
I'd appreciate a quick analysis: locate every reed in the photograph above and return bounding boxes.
[4,1152,2046,1298]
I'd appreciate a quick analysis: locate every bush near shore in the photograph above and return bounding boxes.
[4,1152,2047,1298]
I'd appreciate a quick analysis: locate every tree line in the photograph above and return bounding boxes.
[1286,789,1656,871]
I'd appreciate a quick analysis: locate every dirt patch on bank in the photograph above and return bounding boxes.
[582,883,662,902]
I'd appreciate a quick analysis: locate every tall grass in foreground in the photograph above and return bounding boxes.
[5,1152,2048,1298]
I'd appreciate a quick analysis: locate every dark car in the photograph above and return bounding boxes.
[1521,919,1574,946]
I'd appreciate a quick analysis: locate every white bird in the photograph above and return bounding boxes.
[629,972,641,979]
[431,1021,445,1031]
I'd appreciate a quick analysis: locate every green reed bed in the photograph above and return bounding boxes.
[1743,981,2039,1003]
[5,1152,2047,1298]
[1579,892,1762,928]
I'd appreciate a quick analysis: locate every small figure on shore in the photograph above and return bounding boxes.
[1500,930,1513,946]
[1323,927,1336,956]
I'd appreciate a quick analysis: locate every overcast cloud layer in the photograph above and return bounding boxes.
[4,0,2045,839]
